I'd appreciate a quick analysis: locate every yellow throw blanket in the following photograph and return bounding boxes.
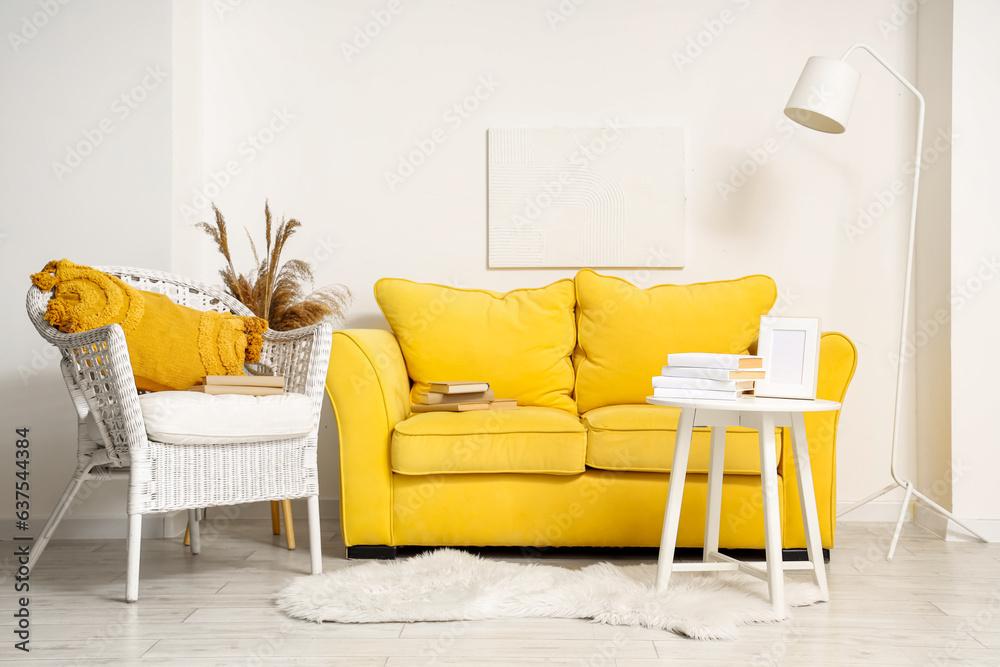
[31,260,267,392]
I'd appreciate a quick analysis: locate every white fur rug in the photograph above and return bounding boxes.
[276,548,824,640]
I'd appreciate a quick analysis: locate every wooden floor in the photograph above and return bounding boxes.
[5,519,1000,665]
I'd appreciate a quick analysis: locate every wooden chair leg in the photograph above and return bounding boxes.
[270,500,281,535]
[281,499,296,550]
[184,524,190,546]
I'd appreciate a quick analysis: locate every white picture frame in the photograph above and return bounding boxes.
[754,316,822,400]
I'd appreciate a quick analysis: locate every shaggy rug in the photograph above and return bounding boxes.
[276,549,824,640]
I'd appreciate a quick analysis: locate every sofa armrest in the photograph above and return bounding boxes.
[326,329,410,547]
[779,331,858,549]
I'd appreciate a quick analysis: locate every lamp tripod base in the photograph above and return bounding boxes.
[838,480,989,560]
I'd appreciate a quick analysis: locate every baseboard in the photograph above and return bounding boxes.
[0,513,183,540]
[0,498,341,541]
[836,498,912,522]
[913,504,949,539]
[945,517,1000,543]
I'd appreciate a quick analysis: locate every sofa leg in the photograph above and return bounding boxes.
[347,545,397,560]
[783,547,830,564]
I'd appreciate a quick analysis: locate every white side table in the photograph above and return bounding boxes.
[646,395,841,619]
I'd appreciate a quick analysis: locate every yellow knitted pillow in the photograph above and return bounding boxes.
[31,260,267,392]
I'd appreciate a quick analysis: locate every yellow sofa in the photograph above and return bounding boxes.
[325,270,857,558]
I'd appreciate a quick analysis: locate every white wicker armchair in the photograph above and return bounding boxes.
[25,266,332,601]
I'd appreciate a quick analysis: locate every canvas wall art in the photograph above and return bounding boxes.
[487,126,686,268]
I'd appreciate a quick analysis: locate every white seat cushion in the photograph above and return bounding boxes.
[139,391,314,445]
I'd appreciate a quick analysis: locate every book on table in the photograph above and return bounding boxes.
[416,390,495,405]
[427,381,491,394]
[651,386,751,401]
[659,365,766,380]
[651,376,755,392]
[664,353,763,370]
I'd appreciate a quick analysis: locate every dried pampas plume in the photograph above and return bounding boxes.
[197,201,352,331]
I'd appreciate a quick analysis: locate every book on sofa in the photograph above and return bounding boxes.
[410,402,491,412]
[427,381,491,394]
[416,390,494,405]
[411,399,517,412]
[413,381,517,412]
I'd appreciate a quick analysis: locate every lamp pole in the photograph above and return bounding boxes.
[785,43,987,559]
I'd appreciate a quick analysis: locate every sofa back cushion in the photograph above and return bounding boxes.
[574,270,777,413]
[375,278,578,413]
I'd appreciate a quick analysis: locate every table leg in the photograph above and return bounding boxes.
[703,425,726,561]
[758,412,785,619]
[790,411,830,600]
[655,407,696,594]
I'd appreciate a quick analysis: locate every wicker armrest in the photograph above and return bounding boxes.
[259,322,333,437]
[36,319,147,463]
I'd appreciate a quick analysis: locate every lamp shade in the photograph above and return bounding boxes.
[784,56,861,134]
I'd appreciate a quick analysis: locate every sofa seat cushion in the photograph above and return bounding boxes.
[392,406,586,475]
[583,405,780,475]
[139,391,314,444]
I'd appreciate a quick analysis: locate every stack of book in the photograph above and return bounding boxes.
[651,353,764,401]
[187,375,286,396]
[411,381,518,412]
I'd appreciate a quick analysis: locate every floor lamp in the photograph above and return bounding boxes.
[783,43,988,560]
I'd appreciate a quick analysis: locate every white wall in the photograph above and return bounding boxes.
[3,0,935,534]
[183,0,919,521]
[0,0,173,535]
[949,0,1000,540]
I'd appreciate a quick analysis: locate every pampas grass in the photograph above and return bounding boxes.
[197,201,352,331]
